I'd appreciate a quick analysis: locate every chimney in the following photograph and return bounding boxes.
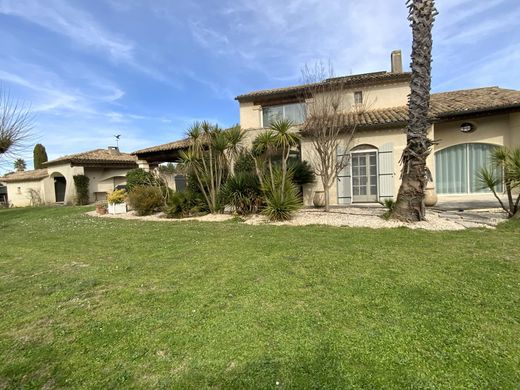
[108,146,120,155]
[391,50,403,73]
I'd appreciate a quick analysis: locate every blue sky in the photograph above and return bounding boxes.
[0,0,519,172]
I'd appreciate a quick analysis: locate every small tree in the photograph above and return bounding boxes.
[73,174,90,205]
[300,62,367,211]
[0,88,33,161]
[14,158,26,171]
[179,121,245,213]
[33,144,48,169]
[478,146,520,218]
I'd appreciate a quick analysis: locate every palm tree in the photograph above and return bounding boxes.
[14,158,26,171]
[391,0,438,222]
[478,146,520,218]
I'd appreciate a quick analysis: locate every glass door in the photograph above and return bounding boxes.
[352,151,378,202]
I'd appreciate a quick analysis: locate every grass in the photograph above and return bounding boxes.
[0,206,519,389]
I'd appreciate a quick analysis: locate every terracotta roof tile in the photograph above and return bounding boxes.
[235,71,412,102]
[133,138,192,155]
[1,169,49,183]
[44,148,137,166]
[303,87,520,131]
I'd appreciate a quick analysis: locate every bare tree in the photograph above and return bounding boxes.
[391,0,438,221]
[300,62,369,211]
[0,88,33,161]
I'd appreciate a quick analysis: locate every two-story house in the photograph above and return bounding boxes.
[235,50,520,206]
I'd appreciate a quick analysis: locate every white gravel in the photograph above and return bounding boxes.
[87,207,505,230]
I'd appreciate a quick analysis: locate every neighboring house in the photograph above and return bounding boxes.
[0,147,137,207]
[235,50,520,206]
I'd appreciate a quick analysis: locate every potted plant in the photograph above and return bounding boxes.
[107,189,127,214]
[95,201,108,215]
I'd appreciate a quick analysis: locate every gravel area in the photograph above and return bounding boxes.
[87,207,506,230]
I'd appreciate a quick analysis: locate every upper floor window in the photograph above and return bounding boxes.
[354,91,363,105]
[262,102,306,128]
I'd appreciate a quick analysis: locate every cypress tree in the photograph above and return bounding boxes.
[33,144,48,169]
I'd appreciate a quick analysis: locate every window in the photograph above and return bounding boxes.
[354,91,363,105]
[262,102,306,128]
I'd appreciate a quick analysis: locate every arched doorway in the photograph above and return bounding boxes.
[53,174,66,203]
[435,143,500,194]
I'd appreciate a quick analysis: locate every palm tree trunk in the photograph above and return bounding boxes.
[392,0,437,222]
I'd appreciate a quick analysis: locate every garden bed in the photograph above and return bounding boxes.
[86,207,506,230]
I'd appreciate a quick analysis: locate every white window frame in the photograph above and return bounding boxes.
[261,103,305,128]
[349,147,379,203]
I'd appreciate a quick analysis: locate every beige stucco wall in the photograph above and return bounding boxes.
[5,164,134,207]
[509,112,520,147]
[433,115,511,152]
[238,82,410,130]
[300,128,407,206]
[46,163,85,204]
[5,180,46,207]
[84,167,130,201]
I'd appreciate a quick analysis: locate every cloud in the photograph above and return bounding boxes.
[0,0,134,61]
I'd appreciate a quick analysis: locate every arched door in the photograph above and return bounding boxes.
[435,143,499,194]
[54,176,66,202]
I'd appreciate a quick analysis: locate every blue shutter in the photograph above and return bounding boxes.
[337,146,351,204]
[378,143,394,201]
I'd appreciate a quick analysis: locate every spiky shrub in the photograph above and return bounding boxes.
[221,171,262,215]
[73,174,90,205]
[478,146,520,218]
[179,121,245,214]
[164,191,206,218]
[261,166,301,221]
[127,185,164,216]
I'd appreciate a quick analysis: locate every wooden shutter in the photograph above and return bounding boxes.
[378,143,394,201]
[337,146,351,204]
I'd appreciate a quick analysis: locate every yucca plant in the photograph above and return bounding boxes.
[179,121,244,213]
[478,146,520,218]
[221,171,262,215]
[251,120,302,221]
[261,166,301,221]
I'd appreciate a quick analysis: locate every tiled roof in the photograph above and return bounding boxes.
[44,148,137,166]
[1,169,49,183]
[303,87,520,132]
[430,87,520,117]
[235,71,412,102]
[133,138,192,155]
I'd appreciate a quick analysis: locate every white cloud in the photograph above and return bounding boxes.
[0,0,134,62]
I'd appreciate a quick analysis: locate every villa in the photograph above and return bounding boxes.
[0,147,137,207]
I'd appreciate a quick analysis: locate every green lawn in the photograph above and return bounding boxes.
[0,207,519,389]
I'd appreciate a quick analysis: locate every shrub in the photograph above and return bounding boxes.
[73,175,90,205]
[381,198,396,220]
[107,189,126,204]
[126,168,155,191]
[289,159,315,187]
[164,191,206,218]
[221,171,262,215]
[478,146,520,218]
[127,186,164,216]
[234,151,256,174]
[261,167,301,221]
